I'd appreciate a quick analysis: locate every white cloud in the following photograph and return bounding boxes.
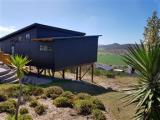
[0,26,16,38]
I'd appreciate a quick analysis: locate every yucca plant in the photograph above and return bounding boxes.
[123,42,160,120]
[10,55,30,120]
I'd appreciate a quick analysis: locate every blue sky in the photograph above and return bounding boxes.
[0,0,159,45]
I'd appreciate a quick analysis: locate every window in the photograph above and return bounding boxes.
[18,36,22,41]
[26,33,30,40]
[40,45,52,52]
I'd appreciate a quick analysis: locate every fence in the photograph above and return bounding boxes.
[0,51,11,65]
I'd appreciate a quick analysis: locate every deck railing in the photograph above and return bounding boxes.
[0,51,11,65]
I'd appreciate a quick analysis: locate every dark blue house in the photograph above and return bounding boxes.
[0,23,100,80]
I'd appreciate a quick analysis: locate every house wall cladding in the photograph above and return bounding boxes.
[0,24,99,71]
[54,36,98,70]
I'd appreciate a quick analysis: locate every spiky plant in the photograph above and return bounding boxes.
[10,55,30,120]
[123,43,160,120]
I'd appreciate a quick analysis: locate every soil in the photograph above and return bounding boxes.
[0,98,111,120]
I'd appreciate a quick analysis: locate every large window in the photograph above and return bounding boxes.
[40,45,52,52]
[18,36,22,41]
[26,33,30,40]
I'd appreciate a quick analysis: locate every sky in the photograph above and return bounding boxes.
[0,0,159,45]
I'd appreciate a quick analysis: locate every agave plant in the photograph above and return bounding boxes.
[10,55,30,120]
[123,42,160,120]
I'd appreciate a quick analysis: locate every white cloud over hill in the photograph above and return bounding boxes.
[0,26,16,38]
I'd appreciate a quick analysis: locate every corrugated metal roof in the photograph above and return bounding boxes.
[0,23,86,41]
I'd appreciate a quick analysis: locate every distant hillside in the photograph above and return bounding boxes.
[98,43,136,55]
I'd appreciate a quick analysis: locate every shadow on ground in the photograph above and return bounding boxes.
[42,78,115,95]
[22,73,116,96]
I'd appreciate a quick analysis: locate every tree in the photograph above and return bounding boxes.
[123,43,160,120]
[143,11,160,47]
[10,55,30,120]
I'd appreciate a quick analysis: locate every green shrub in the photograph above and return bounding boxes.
[31,87,44,96]
[29,100,39,108]
[92,109,106,120]
[93,69,115,78]
[0,94,8,102]
[74,99,93,115]
[60,91,75,99]
[4,85,19,98]
[41,94,47,99]
[53,96,72,108]
[105,72,115,78]
[50,94,59,100]
[23,95,32,102]
[76,93,91,100]
[20,107,29,115]
[7,99,17,107]
[45,86,63,97]
[34,104,46,115]
[3,85,31,98]
[0,100,16,114]
[91,98,105,111]
[7,114,32,120]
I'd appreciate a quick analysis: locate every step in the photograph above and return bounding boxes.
[1,75,17,83]
[0,70,16,80]
[9,79,19,84]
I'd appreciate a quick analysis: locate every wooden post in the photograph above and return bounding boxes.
[62,70,65,79]
[52,70,55,77]
[79,66,81,80]
[76,67,78,80]
[91,64,94,83]
[37,67,40,77]
[29,66,31,72]
[44,69,46,76]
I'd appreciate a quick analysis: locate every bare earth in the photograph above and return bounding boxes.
[0,98,111,120]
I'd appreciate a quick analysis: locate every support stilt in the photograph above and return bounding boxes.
[44,69,46,76]
[37,67,40,77]
[79,66,82,80]
[52,70,55,77]
[91,64,94,83]
[76,67,78,80]
[62,70,65,79]
[29,66,31,72]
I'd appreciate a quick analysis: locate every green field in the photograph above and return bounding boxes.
[98,54,126,65]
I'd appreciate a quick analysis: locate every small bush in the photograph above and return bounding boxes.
[92,109,106,120]
[105,72,115,78]
[23,95,32,102]
[76,93,91,100]
[60,91,75,99]
[91,98,105,111]
[93,69,115,78]
[0,94,8,102]
[31,87,44,96]
[34,104,46,115]
[4,85,19,98]
[45,86,63,97]
[50,94,59,100]
[41,94,47,99]
[29,100,39,108]
[20,107,29,115]
[7,99,17,107]
[74,99,93,115]
[53,96,72,107]
[0,100,16,114]
[7,114,32,120]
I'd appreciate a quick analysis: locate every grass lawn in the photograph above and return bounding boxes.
[98,54,126,65]
[97,92,136,120]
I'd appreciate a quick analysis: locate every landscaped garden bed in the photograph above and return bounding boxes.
[0,84,107,120]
